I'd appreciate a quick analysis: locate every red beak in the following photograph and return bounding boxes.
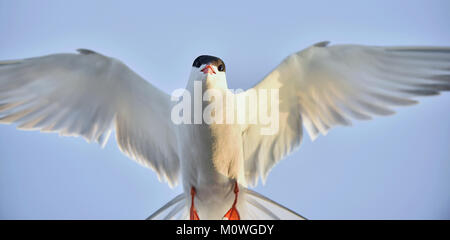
[201,65,216,74]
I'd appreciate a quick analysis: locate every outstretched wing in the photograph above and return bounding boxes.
[242,42,450,186]
[0,50,180,186]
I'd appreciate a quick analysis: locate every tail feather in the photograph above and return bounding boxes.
[246,198,280,219]
[165,201,187,220]
[243,188,307,220]
[147,189,307,220]
[146,193,187,220]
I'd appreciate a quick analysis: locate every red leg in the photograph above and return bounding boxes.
[223,182,240,220]
[190,187,200,220]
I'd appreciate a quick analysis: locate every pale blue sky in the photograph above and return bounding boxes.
[0,0,449,219]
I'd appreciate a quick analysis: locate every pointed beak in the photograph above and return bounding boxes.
[201,65,216,75]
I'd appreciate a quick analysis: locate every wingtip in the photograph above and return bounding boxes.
[76,49,98,55]
[313,41,331,47]
[309,133,319,142]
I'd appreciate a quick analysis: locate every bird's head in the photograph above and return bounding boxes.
[190,55,227,89]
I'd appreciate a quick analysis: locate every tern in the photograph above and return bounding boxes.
[0,41,449,219]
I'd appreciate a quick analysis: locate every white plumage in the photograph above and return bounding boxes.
[1,42,448,219]
[242,42,450,187]
[0,50,180,186]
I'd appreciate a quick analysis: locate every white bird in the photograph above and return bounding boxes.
[0,42,449,219]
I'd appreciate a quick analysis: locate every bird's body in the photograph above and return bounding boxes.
[1,42,449,219]
[177,121,237,219]
[177,65,247,219]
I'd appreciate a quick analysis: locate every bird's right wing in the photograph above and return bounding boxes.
[241,42,450,186]
[0,50,180,186]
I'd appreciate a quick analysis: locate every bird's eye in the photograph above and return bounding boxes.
[218,65,224,72]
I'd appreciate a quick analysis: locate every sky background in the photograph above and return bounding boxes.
[0,0,449,219]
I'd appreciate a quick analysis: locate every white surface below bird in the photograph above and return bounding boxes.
[0,41,449,219]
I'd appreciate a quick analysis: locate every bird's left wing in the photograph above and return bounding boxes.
[0,50,180,186]
[242,42,450,186]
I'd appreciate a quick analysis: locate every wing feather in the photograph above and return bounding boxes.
[243,42,450,186]
[0,50,180,186]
